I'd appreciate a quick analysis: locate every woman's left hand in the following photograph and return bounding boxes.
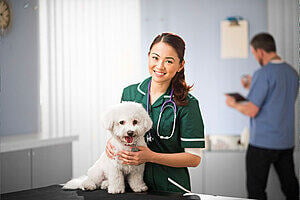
[117,146,154,165]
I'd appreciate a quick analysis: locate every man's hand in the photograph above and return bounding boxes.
[225,95,259,117]
[225,95,237,108]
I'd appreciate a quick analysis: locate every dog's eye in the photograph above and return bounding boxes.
[119,120,125,125]
[133,120,138,125]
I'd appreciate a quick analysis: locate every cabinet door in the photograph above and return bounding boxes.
[0,150,31,193]
[189,153,205,193]
[205,152,247,198]
[32,143,72,188]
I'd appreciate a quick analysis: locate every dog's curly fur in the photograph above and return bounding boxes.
[62,102,153,194]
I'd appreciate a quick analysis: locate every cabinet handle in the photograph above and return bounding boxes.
[32,151,35,156]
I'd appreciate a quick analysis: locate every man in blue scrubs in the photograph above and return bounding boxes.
[225,33,299,200]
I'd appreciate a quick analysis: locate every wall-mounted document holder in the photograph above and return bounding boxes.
[221,16,248,59]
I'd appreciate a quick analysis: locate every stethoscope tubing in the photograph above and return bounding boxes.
[147,81,177,140]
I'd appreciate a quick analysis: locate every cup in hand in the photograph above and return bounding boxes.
[241,74,251,89]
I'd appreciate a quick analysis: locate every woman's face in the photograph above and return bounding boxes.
[148,42,184,85]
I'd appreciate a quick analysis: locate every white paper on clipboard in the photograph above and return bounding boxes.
[221,20,248,59]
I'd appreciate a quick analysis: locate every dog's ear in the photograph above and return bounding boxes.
[101,109,115,131]
[143,114,153,133]
[134,103,153,133]
[140,107,153,133]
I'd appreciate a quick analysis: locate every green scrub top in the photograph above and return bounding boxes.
[121,77,205,193]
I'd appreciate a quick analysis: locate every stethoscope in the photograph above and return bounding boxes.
[146,81,177,140]
[146,81,195,194]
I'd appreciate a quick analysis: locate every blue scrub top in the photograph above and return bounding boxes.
[247,62,299,149]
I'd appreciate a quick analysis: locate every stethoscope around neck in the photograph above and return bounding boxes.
[146,81,177,140]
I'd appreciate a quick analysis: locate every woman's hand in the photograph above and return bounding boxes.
[117,146,155,165]
[105,139,116,159]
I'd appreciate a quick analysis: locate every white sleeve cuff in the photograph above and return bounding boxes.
[184,148,203,157]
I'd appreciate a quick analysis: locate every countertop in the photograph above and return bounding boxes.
[0,133,78,153]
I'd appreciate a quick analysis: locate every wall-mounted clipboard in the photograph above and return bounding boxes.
[221,18,248,59]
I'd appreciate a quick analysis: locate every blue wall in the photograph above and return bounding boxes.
[0,0,40,136]
[141,0,267,135]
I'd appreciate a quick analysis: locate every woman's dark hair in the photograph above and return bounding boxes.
[250,33,276,52]
[149,33,192,106]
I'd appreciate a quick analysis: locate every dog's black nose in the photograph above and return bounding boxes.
[127,131,134,137]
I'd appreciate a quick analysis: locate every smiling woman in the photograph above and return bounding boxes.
[106,33,205,193]
[38,0,142,177]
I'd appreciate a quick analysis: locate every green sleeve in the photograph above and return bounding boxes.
[179,99,205,148]
[120,84,138,102]
[120,88,125,103]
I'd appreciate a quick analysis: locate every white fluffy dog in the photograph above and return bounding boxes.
[63,102,152,194]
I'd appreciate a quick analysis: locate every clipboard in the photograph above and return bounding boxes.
[226,93,248,102]
[221,17,248,59]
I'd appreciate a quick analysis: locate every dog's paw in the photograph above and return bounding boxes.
[131,184,148,193]
[108,186,125,194]
[100,180,109,190]
[82,179,97,191]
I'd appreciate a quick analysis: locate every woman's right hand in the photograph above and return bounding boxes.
[105,139,116,159]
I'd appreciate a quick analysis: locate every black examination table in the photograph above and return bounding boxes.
[1,185,190,200]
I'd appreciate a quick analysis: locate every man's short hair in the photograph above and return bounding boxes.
[250,33,276,52]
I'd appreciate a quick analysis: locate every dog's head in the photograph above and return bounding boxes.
[102,102,152,145]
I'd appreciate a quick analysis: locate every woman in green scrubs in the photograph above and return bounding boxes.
[106,33,205,193]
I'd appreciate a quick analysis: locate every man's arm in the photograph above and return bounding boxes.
[225,95,259,117]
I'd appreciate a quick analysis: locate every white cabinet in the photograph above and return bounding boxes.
[189,153,205,193]
[32,144,72,188]
[190,151,246,197]
[1,143,72,194]
[204,152,247,198]
[190,151,299,199]
[0,149,31,193]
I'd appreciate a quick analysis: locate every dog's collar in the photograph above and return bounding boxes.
[125,143,139,152]
[124,143,136,147]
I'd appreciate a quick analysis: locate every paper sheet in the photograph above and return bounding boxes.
[184,193,252,200]
[221,20,248,59]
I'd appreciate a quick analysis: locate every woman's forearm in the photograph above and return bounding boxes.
[149,152,201,168]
